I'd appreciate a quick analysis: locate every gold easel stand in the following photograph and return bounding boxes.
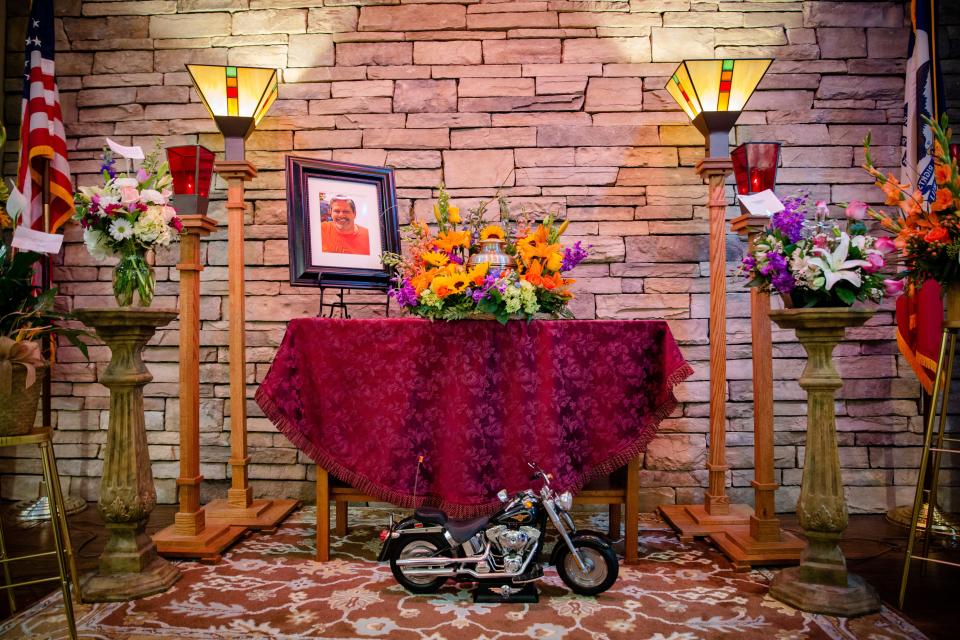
[899,285,960,608]
[202,162,298,530]
[768,307,880,617]
[660,158,752,539]
[0,429,78,639]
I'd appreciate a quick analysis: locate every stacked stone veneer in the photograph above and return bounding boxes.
[3,0,953,513]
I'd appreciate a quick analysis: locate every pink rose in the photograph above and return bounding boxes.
[845,200,868,220]
[863,252,884,273]
[120,186,139,204]
[883,278,905,297]
[874,237,896,254]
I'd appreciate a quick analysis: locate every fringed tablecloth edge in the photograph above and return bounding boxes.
[255,359,695,520]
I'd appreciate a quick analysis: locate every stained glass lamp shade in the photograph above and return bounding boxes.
[731,142,781,196]
[167,144,216,215]
[186,64,279,161]
[665,58,773,158]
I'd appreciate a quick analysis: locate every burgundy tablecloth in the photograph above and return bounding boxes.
[256,318,693,518]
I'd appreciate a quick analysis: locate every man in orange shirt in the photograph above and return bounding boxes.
[320,196,370,255]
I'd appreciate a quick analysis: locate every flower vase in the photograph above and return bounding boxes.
[467,238,516,270]
[113,252,155,308]
[767,307,881,617]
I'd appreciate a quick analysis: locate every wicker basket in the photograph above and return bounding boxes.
[0,364,45,436]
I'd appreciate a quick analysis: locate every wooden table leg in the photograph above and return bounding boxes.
[335,501,348,538]
[625,457,640,564]
[608,504,621,540]
[316,466,330,562]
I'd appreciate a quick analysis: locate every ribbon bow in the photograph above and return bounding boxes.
[0,337,45,395]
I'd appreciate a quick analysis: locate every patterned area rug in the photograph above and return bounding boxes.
[0,507,926,640]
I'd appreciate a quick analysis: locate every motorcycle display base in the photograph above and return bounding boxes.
[473,582,539,604]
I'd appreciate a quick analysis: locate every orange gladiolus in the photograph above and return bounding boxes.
[924,225,949,243]
[935,163,953,185]
[881,178,903,205]
[931,186,955,213]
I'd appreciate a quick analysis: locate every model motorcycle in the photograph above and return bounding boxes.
[378,462,619,598]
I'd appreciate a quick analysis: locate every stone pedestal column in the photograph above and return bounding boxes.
[74,308,180,602]
[768,307,881,617]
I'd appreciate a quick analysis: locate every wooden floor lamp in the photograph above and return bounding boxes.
[658,58,771,540]
[710,142,804,569]
[154,145,246,559]
[185,64,297,530]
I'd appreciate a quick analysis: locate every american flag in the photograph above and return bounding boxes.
[17,0,73,233]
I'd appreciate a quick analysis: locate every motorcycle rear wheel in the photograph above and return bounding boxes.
[555,538,619,596]
[389,533,453,594]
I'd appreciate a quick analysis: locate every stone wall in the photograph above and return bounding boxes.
[3,0,950,513]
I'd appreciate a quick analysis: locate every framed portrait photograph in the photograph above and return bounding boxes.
[285,156,400,289]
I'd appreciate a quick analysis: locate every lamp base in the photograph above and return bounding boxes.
[709,526,805,571]
[153,519,247,562]
[659,503,753,542]
[204,498,299,532]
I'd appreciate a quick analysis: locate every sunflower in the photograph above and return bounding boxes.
[421,251,449,267]
[430,275,455,298]
[480,225,505,240]
[468,262,489,285]
[433,230,471,253]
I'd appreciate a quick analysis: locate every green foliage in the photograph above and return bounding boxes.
[0,245,90,359]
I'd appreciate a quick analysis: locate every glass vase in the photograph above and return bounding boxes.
[112,252,155,308]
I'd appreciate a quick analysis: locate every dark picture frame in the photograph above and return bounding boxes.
[285,156,400,289]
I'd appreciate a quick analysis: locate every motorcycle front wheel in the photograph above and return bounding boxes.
[555,538,619,596]
[389,533,453,594]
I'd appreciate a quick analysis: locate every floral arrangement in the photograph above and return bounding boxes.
[740,193,898,307]
[383,186,588,322]
[73,143,182,306]
[854,114,960,288]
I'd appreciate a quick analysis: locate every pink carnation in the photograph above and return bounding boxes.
[845,200,868,220]
[874,237,896,254]
[883,278,905,297]
[863,252,884,273]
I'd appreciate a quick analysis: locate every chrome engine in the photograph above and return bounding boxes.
[486,525,541,574]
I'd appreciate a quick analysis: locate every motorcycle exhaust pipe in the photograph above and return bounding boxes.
[402,567,456,577]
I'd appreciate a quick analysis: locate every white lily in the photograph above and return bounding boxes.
[808,233,870,291]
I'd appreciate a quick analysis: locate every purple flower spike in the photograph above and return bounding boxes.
[561,241,589,271]
[771,202,804,244]
[389,280,418,307]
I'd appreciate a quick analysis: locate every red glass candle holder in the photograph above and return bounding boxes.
[166,144,215,216]
[731,142,781,195]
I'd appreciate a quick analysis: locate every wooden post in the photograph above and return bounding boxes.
[203,162,298,529]
[710,215,804,569]
[153,215,245,560]
[659,158,752,539]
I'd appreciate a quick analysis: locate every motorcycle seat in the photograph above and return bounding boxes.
[414,507,448,526]
[415,508,490,544]
[446,516,490,544]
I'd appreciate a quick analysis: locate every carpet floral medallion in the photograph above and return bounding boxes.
[0,508,926,640]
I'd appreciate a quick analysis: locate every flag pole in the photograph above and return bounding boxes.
[41,156,52,428]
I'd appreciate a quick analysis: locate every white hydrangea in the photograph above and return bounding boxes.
[133,207,170,245]
[83,228,113,261]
